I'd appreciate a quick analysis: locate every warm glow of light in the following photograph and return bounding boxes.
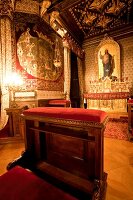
[4,72,23,87]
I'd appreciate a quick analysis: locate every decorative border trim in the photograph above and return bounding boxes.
[21,114,108,129]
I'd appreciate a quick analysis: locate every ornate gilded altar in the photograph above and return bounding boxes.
[84,77,130,112]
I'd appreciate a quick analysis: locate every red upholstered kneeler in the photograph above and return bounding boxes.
[48,99,71,107]
[22,107,107,122]
[7,107,108,200]
[128,99,133,104]
[0,166,77,200]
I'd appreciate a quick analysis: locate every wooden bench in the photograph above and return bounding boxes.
[7,107,108,200]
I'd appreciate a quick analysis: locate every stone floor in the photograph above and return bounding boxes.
[0,136,133,200]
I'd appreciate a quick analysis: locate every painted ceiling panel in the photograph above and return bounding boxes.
[14,0,133,43]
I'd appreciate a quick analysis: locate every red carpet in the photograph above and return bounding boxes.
[104,118,129,140]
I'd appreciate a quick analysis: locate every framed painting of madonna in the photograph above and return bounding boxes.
[95,34,120,81]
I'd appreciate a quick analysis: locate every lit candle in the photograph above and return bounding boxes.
[84,98,87,103]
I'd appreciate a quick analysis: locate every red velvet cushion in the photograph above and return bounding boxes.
[0,166,77,200]
[48,100,70,105]
[23,107,107,123]
[128,99,133,104]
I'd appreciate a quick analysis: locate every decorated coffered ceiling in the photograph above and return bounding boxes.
[11,0,133,44]
[69,0,132,36]
[49,0,133,42]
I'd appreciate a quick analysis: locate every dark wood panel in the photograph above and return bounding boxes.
[7,108,108,199]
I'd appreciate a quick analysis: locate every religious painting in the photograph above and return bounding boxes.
[95,34,120,80]
[17,29,63,81]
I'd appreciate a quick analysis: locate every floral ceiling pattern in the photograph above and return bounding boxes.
[68,0,133,38]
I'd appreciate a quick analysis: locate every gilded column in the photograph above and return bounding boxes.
[63,39,71,101]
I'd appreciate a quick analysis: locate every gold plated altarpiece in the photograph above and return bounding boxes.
[84,77,130,112]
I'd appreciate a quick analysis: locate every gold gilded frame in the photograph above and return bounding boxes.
[95,34,120,80]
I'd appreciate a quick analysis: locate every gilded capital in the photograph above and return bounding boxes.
[0,0,13,19]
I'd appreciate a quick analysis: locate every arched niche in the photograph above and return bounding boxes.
[95,34,120,80]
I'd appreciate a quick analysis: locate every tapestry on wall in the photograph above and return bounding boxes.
[16,28,64,91]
